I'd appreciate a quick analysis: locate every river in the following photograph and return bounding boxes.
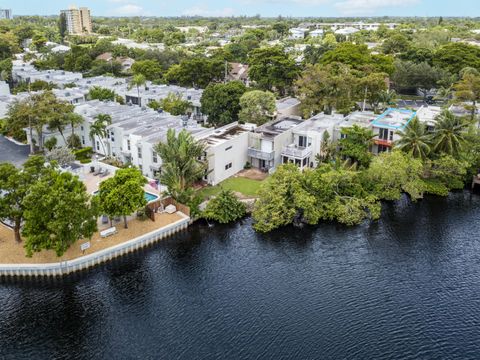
[1,192,480,359]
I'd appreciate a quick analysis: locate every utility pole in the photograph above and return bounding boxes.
[224,61,228,84]
[362,86,367,112]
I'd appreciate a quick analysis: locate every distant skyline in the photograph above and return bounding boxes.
[2,0,479,18]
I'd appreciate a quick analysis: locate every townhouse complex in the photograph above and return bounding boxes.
[4,59,479,189]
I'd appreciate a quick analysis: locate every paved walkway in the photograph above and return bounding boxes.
[0,136,30,166]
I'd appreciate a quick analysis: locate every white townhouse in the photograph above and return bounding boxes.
[247,117,305,172]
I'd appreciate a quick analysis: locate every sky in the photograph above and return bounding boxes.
[2,0,479,18]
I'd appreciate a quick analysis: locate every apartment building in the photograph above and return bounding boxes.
[0,9,12,20]
[61,6,92,35]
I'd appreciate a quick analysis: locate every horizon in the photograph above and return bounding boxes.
[1,0,479,18]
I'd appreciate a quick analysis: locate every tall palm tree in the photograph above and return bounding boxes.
[431,110,469,157]
[129,74,146,107]
[65,112,84,147]
[378,90,397,111]
[395,116,431,160]
[154,129,207,203]
[89,114,112,156]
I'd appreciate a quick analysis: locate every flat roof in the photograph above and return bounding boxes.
[371,108,416,130]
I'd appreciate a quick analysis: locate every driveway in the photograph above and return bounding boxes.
[0,136,30,166]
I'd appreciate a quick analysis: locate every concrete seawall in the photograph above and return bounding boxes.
[0,213,190,278]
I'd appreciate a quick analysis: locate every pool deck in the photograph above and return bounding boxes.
[0,212,184,264]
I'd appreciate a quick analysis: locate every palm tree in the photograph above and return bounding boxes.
[65,112,84,147]
[154,129,207,203]
[395,116,431,160]
[89,114,112,156]
[431,110,470,157]
[378,90,397,110]
[129,74,146,107]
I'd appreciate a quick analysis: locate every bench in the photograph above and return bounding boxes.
[100,227,117,238]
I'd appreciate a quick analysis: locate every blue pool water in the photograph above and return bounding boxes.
[93,191,158,203]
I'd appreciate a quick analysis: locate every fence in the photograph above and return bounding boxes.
[0,213,190,278]
[146,196,190,217]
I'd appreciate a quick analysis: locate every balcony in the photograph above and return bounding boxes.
[247,147,275,161]
[281,144,312,158]
[374,138,393,147]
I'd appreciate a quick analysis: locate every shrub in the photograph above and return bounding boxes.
[44,137,58,151]
[73,147,93,161]
[203,189,246,224]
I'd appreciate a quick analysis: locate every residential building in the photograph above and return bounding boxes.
[201,122,253,185]
[0,9,12,20]
[248,117,305,171]
[289,28,308,40]
[96,52,135,72]
[309,29,324,38]
[370,108,416,154]
[276,97,301,118]
[281,113,345,169]
[61,6,92,35]
[228,63,250,85]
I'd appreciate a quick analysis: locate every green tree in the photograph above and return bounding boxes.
[164,57,224,88]
[395,116,431,160]
[382,33,411,54]
[253,164,317,232]
[362,151,425,201]
[22,170,98,257]
[154,129,207,204]
[203,190,246,224]
[433,43,480,75]
[88,86,116,101]
[0,156,47,242]
[248,46,299,95]
[359,72,388,112]
[97,168,147,229]
[238,90,276,125]
[131,59,163,81]
[454,70,480,121]
[296,62,357,116]
[200,81,247,127]
[158,92,191,115]
[427,154,469,190]
[58,12,67,42]
[89,114,112,156]
[129,74,146,107]
[431,110,470,157]
[45,147,76,167]
[338,125,375,168]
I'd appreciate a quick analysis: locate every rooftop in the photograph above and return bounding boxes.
[255,117,304,137]
[372,108,416,130]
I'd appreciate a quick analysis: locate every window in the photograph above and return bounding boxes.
[225,146,232,151]
[139,165,142,171]
[127,140,131,151]
[80,126,84,131]
[298,135,308,147]
[138,147,142,159]
[81,136,85,145]
[379,128,389,140]
[96,141,100,151]
[225,162,232,170]
[389,131,393,141]
[152,151,158,163]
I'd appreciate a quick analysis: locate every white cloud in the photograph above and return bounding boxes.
[113,4,144,15]
[335,0,419,15]
[182,6,235,17]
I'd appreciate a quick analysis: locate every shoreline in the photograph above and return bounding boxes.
[0,212,190,278]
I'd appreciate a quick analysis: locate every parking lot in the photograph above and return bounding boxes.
[0,136,30,166]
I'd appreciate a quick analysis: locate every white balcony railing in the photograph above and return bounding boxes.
[247,147,275,161]
[281,145,312,158]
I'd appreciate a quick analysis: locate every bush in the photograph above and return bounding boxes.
[203,189,246,224]
[73,147,93,161]
[67,134,82,149]
[44,137,58,151]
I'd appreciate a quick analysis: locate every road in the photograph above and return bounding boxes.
[0,136,30,166]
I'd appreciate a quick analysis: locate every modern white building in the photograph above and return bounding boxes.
[247,117,305,171]
[309,29,324,38]
[289,28,308,40]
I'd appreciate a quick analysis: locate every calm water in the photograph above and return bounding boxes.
[2,192,480,360]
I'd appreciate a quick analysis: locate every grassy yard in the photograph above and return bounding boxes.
[198,177,265,199]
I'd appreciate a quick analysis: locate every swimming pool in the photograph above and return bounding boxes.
[93,190,159,203]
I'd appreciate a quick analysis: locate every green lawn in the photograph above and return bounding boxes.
[198,177,265,199]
